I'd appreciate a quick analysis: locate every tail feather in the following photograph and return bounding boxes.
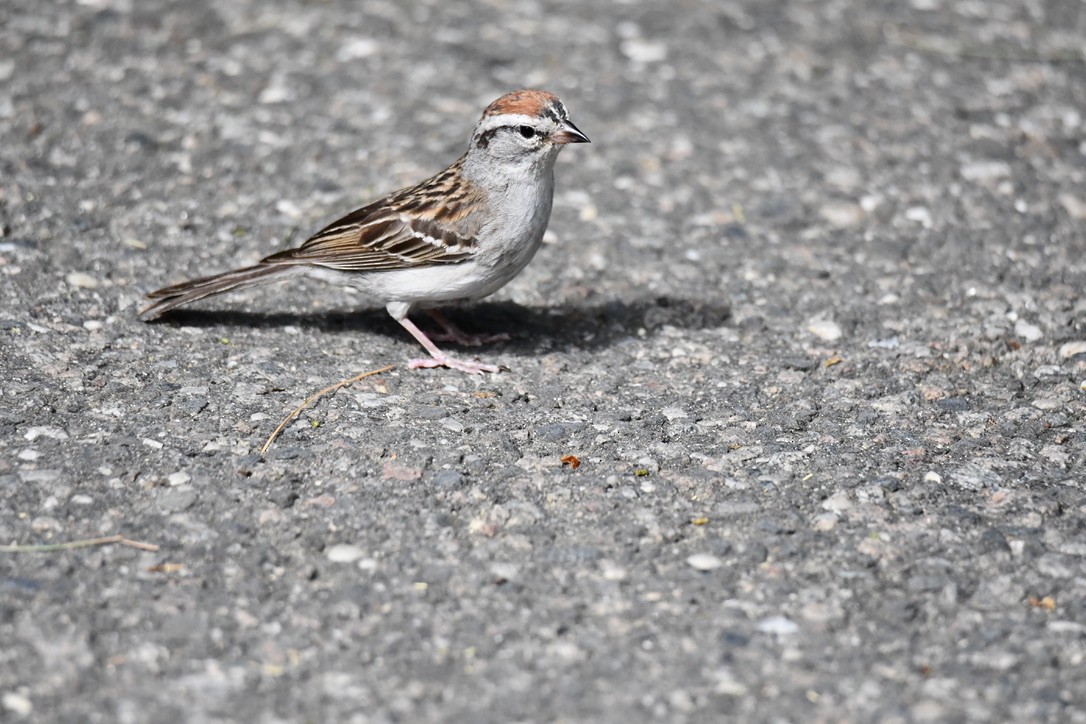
[140,264,292,320]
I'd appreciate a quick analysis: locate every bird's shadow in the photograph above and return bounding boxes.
[152,297,731,354]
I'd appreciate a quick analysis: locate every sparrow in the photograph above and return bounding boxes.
[140,89,589,374]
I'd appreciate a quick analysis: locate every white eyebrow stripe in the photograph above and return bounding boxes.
[473,113,547,135]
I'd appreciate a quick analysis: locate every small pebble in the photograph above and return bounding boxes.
[336,38,378,61]
[489,562,520,582]
[821,491,853,512]
[924,471,943,484]
[686,553,723,571]
[904,206,932,227]
[326,544,367,563]
[1059,194,1086,220]
[65,272,98,289]
[24,426,69,441]
[167,472,191,486]
[661,406,688,421]
[960,160,1011,182]
[756,616,800,635]
[1013,320,1043,342]
[807,319,842,341]
[441,418,465,433]
[2,691,32,717]
[819,202,864,228]
[1059,341,1086,358]
[620,38,668,63]
[600,560,628,581]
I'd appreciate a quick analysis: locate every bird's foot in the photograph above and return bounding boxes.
[427,310,510,347]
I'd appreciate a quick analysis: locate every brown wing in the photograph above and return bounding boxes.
[264,213,476,271]
[262,158,481,272]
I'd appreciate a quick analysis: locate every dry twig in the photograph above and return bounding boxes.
[261,364,395,455]
[0,535,160,553]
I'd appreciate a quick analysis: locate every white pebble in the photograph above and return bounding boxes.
[1058,194,1086,220]
[819,202,864,228]
[807,319,842,341]
[662,406,689,421]
[167,472,190,487]
[275,199,302,219]
[258,80,294,104]
[336,38,378,61]
[326,544,367,563]
[960,161,1011,182]
[860,194,883,212]
[65,272,98,289]
[756,616,799,635]
[600,560,628,581]
[821,491,853,512]
[620,38,668,63]
[686,553,723,571]
[904,206,932,228]
[489,562,520,582]
[923,471,943,484]
[1,691,33,717]
[24,426,69,441]
[1058,341,1086,358]
[1014,320,1043,342]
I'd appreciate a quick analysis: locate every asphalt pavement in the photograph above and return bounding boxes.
[2,0,1086,721]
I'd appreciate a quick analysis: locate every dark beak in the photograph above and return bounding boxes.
[550,119,590,145]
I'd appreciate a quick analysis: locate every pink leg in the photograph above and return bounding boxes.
[396,316,500,375]
[426,309,511,347]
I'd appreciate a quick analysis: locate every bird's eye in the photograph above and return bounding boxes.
[518,125,537,139]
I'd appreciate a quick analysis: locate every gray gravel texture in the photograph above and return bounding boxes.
[3,0,1086,721]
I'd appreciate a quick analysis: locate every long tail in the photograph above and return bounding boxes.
[139,264,293,320]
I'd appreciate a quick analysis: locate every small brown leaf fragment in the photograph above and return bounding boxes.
[823,356,843,368]
[691,516,710,526]
[560,455,581,469]
[148,563,183,574]
[1006,339,1022,351]
[1027,595,1056,611]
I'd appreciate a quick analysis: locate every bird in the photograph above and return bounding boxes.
[140,89,589,374]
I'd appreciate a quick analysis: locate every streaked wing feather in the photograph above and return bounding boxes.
[264,214,476,272]
[261,157,481,272]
